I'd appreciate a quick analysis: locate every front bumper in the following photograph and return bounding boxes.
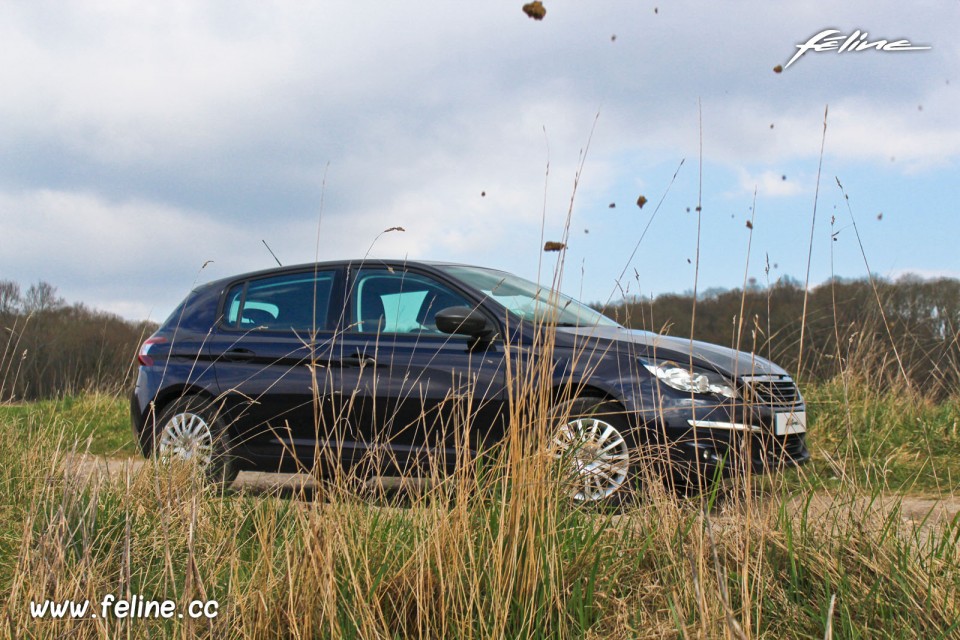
[625,395,811,481]
[667,430,810,477]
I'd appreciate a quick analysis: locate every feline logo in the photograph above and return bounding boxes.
[784,29,931,69]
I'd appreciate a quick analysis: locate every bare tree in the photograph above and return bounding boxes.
[0,280,20,316]
[22,281,64,314]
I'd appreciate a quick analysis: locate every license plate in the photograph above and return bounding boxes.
[775,411,806,436]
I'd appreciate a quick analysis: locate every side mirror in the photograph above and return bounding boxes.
[435,306,496,340]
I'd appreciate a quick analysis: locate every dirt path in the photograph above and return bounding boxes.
[65,454,320,494]
[64,454,425,497]
[788,492,960,531]
[65,454,960,529]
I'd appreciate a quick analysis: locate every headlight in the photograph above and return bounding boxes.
[643,362,738,399]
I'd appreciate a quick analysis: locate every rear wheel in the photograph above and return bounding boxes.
[549,398,635,505]
[154,396,238,488]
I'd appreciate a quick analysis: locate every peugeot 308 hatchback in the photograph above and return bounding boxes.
[132,260,809,501]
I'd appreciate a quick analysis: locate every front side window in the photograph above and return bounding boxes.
[351,269,473,335]
[225,271,337,332]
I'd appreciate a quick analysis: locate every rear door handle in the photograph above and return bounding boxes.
[342,352,376,367]
[223,348,255,362]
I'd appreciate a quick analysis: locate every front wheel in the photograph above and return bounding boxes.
[549,398,635,505]
[154,396,238,489]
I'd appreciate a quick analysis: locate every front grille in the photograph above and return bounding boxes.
[740,375,801,409]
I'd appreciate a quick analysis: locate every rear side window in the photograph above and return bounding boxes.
[224,271,337,332]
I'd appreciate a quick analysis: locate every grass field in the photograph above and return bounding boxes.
[1,378,959,639]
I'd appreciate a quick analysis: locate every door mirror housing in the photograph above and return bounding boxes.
[435,306,496,340]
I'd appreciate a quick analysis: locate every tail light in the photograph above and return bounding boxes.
[138,336,167,366]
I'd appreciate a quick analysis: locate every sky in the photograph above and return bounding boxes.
[0,1,957,322]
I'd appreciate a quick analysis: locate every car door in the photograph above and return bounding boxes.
[342,266,509,472]
[209,267,356,472]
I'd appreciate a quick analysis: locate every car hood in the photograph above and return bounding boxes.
[555,325,790,378]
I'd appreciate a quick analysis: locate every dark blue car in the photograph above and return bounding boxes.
[131,260,809,501]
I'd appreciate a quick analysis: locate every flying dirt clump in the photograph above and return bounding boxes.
[522,1,546,20]
[543,241,566,252]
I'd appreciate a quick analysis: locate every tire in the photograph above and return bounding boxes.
[549,397,636,506]
[153,396,239,489]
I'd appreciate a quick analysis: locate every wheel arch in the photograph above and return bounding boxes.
[551,381,619,407]
[549,385,647,451]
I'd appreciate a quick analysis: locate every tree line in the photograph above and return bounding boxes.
[598,274,960,399]
[1,280,156,401]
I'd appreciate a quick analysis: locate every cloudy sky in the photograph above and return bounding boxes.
[1,1,957,321]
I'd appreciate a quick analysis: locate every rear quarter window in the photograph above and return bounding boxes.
[160,285,220,333]
[224,271,337,332]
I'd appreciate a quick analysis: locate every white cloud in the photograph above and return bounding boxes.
[0,189,250,316]
[827,95,960,171]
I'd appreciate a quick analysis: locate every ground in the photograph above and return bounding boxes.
[68,453,960,531]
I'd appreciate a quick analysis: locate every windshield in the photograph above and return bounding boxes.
[436,265,621,328]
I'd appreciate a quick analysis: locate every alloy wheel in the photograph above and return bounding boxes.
[158,411,215,467]
[553,416,631,501]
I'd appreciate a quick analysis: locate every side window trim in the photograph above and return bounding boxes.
[234,282,249,330]
[220,281,249,330]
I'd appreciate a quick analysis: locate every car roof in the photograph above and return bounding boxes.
[191,258,490,294]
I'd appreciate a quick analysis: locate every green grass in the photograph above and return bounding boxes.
[803,379,960,495]
[0,393,135,456]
